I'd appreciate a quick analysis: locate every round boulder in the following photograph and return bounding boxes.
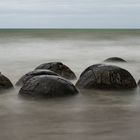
[76,64,137,89]
[104,57,126,62]
[19,75,78,98]
[0,73,13,90]
[16,69,58,87]
[35,62,76,80]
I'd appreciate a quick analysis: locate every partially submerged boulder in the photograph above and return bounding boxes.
[0,73,13,90]
[104,57,126,62]
[76,64,137,89]
[35,62,76,80]
[19,75,78,98]
[16,69,58,87]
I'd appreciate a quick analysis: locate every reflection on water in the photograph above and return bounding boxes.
[0,29,140,140]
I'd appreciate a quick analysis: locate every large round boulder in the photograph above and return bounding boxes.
[104,57,126,62]
[19,75,78,98]
[0,73,13,90]
[76,64,137,89]
[16,69,58,87]
[35,62,76,80]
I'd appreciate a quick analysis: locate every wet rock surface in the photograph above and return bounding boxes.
[76,64,137,89]
[35,62,76,80]
[0,73,13,90]
[19,75,78,98]
[104,57,127,62]
[16,69,58,86]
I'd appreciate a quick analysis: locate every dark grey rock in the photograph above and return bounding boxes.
[35,62,76,80]
[19,75,78,98]
[0,73,13,90]
[104,57,126,62]
[16,69,58,87]
[76,64,137,89]
[138,80,140,86]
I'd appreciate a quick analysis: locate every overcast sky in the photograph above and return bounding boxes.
[0,0,140,28]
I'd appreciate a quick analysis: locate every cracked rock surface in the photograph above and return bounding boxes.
[19,75,78,98]
[35,62,76,80]
[16,69,58,87]
[76,64,137,89]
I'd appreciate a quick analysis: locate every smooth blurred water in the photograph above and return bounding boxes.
[0,29,140,140]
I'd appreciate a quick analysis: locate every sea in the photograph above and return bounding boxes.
[0,29,140,140]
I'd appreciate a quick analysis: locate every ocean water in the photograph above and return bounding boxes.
[0,29,140,140]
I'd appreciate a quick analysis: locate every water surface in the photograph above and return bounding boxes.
[0,29,140,140]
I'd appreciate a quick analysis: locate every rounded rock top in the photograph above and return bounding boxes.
[76,64,137,89]
[104,57,127,62]
[35,62,76,80]
[19,75,78,98]
[0,73,13,90]
[16,69,58,86]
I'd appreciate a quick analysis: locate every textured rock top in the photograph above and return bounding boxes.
[16,69,58,86]
[19,75,78,98]
[76,64,137,89]
[35,62,76,80]
[0,74,13,90]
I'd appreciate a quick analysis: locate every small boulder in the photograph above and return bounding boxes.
[19,75,78,98]
[0,73,13,90]
[104,57,126,62]
[35,62,76,80]
[76,64,137,89]
[16,69,58,87]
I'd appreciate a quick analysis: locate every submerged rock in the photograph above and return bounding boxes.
[35,62,76,80]
[0,73,13,90]
[19,75,78,98]
[16,69,58,87]
[104,57,126,62]
[76,64,136,89]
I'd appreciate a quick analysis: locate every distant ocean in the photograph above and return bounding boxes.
[0,29,140,140]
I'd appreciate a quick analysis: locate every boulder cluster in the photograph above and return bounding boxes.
[17,62,78,98]
[1,57,140,98]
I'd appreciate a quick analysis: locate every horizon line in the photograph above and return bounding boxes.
[0,28,140,30]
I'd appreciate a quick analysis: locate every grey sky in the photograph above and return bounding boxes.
[0,0,140,28]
